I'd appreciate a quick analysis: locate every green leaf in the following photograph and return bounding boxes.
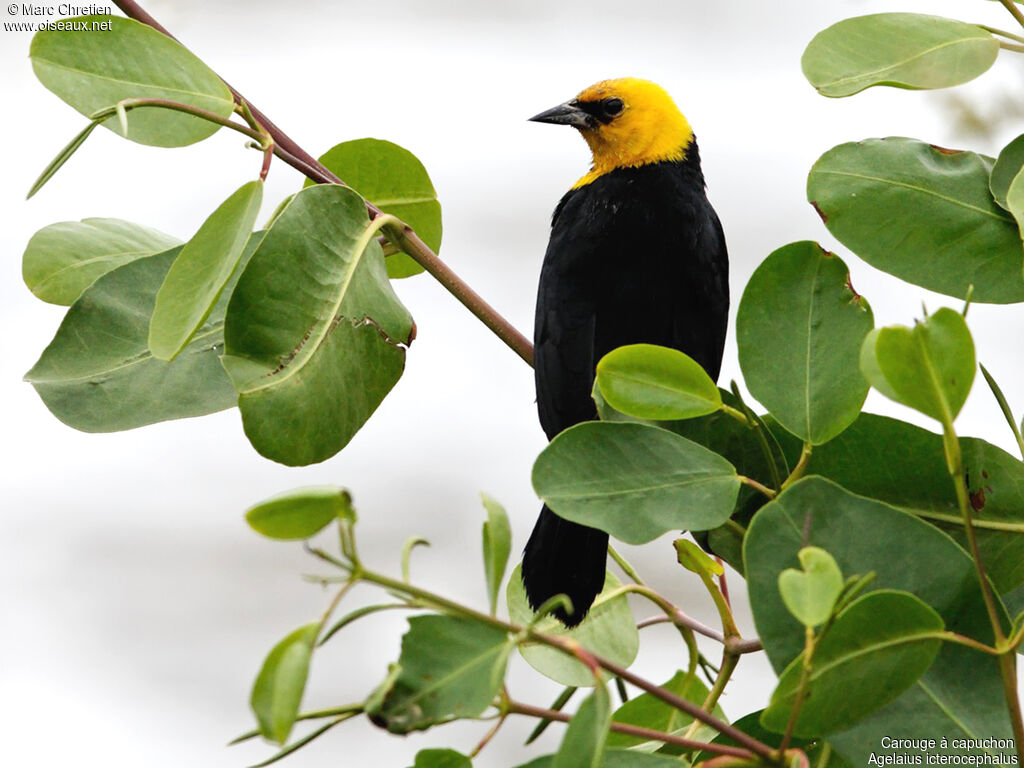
[408,749,472,768]
[745,477,1011,764]
[481,493,512,616]
[990,133,1024,211]
[595,344,721,421]
[26,118,101,199]
[673,539,723,578]
[808,138,1024,303]
[778,547,844,629]
[149,180,263,361]
[24,237,260,432]
[762,590,943,737]
[222,184,414,466]
[308,138,442,278]
[767,412,1024,593]
[367,615,511,733]
[694,711,847,768]
[23,217,181,305]
[605,671,723,750]
[245,486,353,540]
[553,683,610,768]
[737,242,873,445]
[251,623,319,744]
[533,422,741,544]
[30,16,235,147]
[507,565,638,687]
[860,307,975,423]
[801,13,997,98]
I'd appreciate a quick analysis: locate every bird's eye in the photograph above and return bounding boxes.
[602,98,624,116]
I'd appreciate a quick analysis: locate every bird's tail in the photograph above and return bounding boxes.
[522,505,608,627]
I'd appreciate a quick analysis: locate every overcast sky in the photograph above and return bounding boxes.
[3,0,1024,766]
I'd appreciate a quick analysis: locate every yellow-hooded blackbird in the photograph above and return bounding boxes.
[523,78,729,625]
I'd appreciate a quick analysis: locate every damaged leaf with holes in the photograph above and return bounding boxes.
[222,184,415,466]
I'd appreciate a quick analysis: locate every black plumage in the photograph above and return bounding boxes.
[523,141,729,626]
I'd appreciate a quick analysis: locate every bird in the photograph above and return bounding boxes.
[522,78,729,626]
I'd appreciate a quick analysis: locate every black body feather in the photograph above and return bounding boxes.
[523,141,729,625]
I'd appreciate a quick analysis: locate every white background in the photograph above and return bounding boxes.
[3,0,1024,765]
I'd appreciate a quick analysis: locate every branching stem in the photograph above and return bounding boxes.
[110,0,534,367]
[506,699,754,759]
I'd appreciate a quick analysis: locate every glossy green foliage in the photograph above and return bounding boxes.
[802,14,997,97]
[368,615,511,733]
[769,413,1024,593]
[738,242,873,444]
[25,238,260,431]
[251,623,319,744]
[762,590,944,736]
[595,344,721,421]
[309,138,442,278]
[777,547,844,629]
[507,565,638,687]
[480,494,512,616]
[860,308,975,423]
[808,139,1024,303]
[222,184,414,465]
[533,422,740,544]
[150,180,263,361]
[745,477,1011,764]
[22,217,180,305]
[605,671,723,750]
[245,486,354,540]
[30,16,234,146]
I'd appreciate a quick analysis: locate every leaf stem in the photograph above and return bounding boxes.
[980,364,1024,460]
[110,0,534,367]
[608,544,646,585]
[981,23,1024,43]
[727,382,787,489]
[781,443,812,491]
[506,699,755,760]
[996,0,1024,30]
[943,422,1024,759]
[739,475,777,499]
[999,41,1024,52]
[779,626,816,754]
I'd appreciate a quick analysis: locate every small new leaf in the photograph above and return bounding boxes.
[595,344,721,421]
[481,493,512,615]
[674,538,724,579]
[245,486,354,540]
[250,623,319,744]
[860,307,975,425]
[778,547,844,628]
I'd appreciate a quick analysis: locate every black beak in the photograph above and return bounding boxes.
[528,101,593,129]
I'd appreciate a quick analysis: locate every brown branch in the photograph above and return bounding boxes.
[109,0,534,367]
[507,700,753,760]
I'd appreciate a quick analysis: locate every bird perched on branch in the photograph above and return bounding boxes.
[522,78,729,625]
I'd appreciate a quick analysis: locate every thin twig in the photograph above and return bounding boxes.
[506,700,754,759]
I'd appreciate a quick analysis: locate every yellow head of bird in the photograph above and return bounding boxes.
[529,78,694,188]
